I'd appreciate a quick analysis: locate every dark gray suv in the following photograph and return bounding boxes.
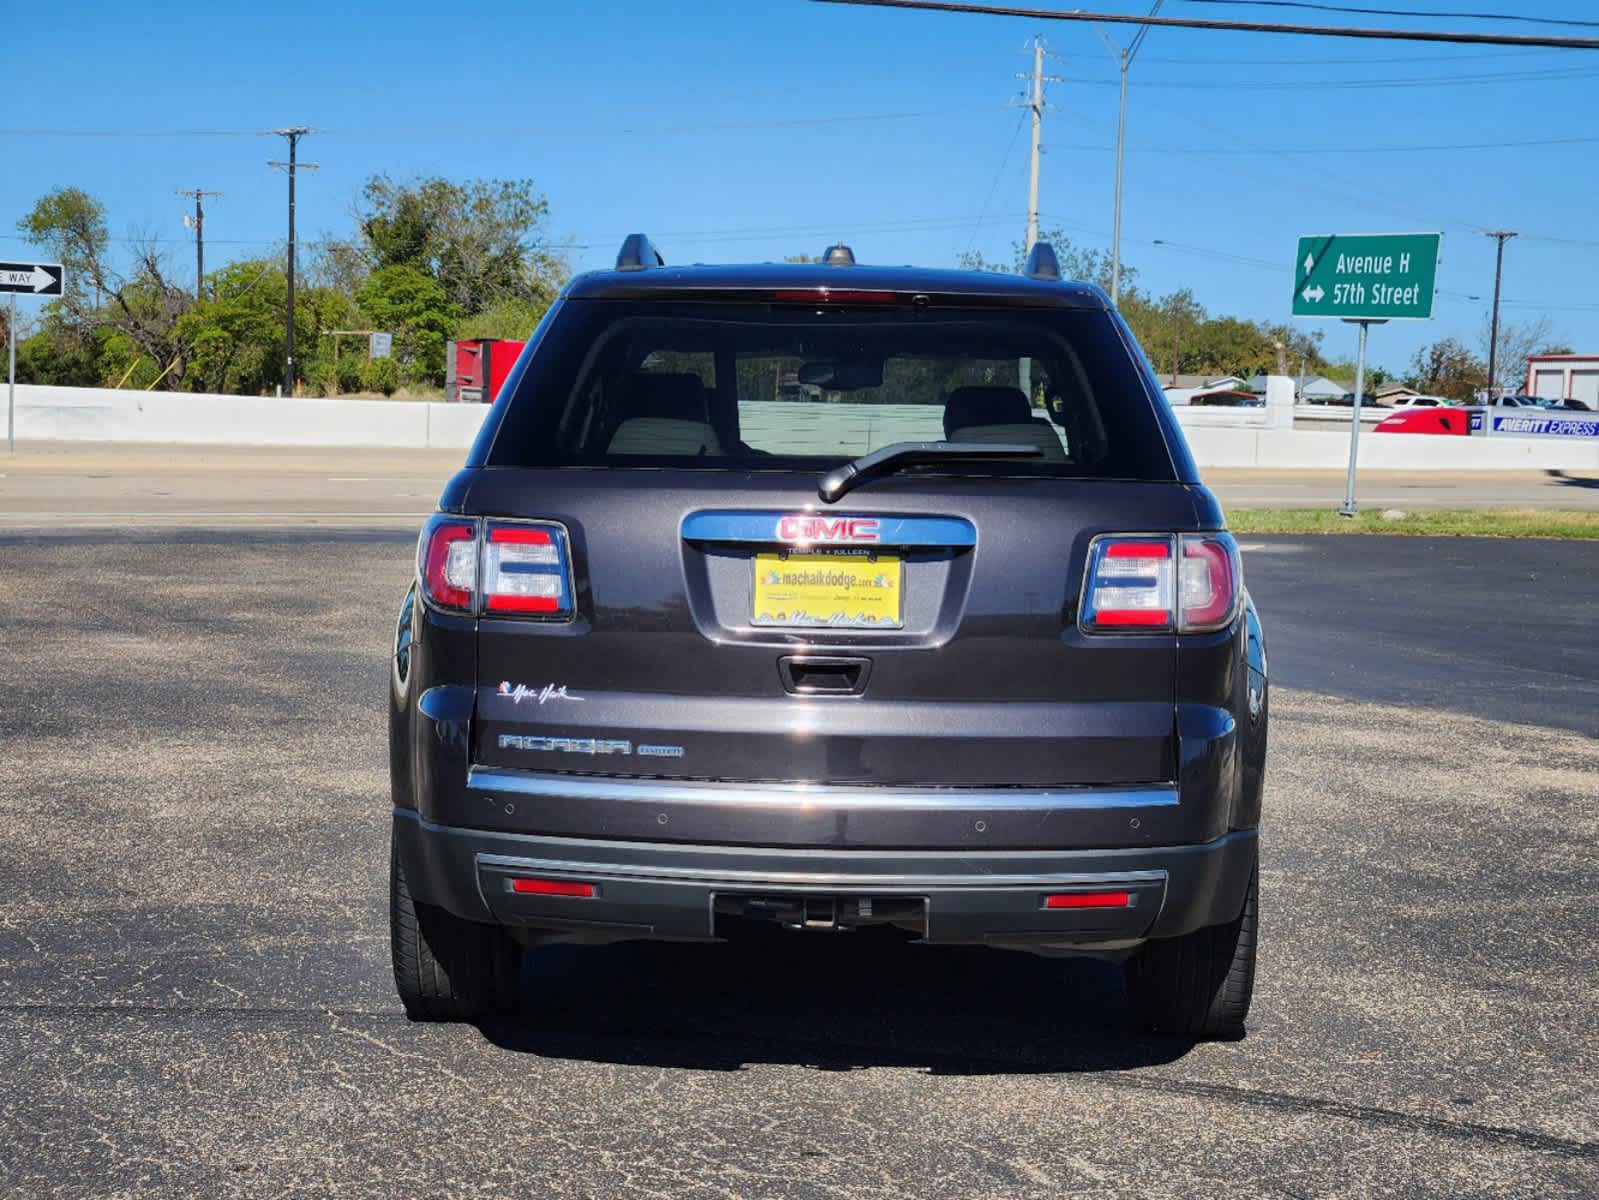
[388,239,1268,1037]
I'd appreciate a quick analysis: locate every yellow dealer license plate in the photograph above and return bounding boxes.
[752,550,903,629]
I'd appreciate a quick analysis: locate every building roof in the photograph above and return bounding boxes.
[1164,374,1243,390]
[1375,381,1419,398]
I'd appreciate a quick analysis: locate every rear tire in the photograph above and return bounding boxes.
[390,833,522,1022]
[1125,860,1257,1039]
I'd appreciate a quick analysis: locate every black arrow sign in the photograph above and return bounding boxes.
[0,261,65,296]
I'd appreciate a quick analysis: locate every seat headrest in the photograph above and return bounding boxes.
[625,373,709,422]
[943,386,1034,437]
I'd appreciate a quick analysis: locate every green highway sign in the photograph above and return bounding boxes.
[1292,232,1440,321]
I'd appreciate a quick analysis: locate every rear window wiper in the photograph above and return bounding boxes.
[818,441,1044,503]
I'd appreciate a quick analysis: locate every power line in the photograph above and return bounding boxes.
[0,106,1005,141]
[1063,64,1598,89]
[1177,0,1599,29]
[964,110,1028,257]
[808,0,1599,49]
[1048,132,1599,155]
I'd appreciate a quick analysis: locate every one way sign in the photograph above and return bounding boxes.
[0,261,65,296]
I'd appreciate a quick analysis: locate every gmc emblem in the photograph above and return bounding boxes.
[776,516,880,543]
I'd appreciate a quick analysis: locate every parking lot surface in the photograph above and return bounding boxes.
[1,529,1595,1198]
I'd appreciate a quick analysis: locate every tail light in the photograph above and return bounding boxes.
[484,523,572,617]
[1081,532,1241,633]
[418,517,476,612]
[416,515,575,620]
[1179,534,1243,632]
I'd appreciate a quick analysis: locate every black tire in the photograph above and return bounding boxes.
[1125,860,1257,1039]
[390,833,522,1022]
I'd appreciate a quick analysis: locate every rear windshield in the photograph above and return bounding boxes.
[484,299,1175,481]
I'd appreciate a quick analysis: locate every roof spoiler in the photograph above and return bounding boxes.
[1023,241,1061,282]
[615,233,665,272]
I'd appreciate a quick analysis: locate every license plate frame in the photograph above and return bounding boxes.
[751,549,903,630]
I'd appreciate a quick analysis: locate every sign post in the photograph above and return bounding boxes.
[1291,233,1440,515]
[1,261,66,454]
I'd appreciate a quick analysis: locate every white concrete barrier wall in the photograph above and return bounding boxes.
[11,384,1599,470]
[12,384,490,450]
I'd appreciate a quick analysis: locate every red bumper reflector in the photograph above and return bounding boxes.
[509,877,596,898]
[1044,890,1132,909]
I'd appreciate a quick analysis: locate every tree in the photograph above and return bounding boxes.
[19,187,194,386]
[357,265,460,383]
[1406,337,1485,401]
[1479,315,1569,396]
[351,176,567,316]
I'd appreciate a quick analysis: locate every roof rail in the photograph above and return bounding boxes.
[615,233,665,272]
[822,242,856,266]
[1022,241,1061,282]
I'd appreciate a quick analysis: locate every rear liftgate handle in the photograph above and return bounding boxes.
[777,656,872,697]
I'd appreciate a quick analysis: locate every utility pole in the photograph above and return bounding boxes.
[176,188,223,300]
[1483,230,1516,402]
[1169,293,1180,385]
[1024,37,1045,254]
[1096,1,1164,306]
[269,127,318,394]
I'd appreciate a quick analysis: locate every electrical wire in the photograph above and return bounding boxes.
[964,110,1028,257]
[1048,132,1599,155]
[1177,0,1599,30]
[0,106,1002,141]
[809,0,1599,49]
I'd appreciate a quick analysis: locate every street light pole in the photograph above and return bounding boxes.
[1483,230,1516,401]
[1098,0,1163,306]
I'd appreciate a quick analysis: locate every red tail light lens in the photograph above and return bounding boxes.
[1178,533,1242,632]
[1081,536,1175,630]
[419,517,477,612]
[484,521,573,619]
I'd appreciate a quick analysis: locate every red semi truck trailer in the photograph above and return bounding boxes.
[444,339,526,404]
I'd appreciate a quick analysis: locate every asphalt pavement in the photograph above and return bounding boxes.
[1,441,1597,524]
[0,528,1595,1198]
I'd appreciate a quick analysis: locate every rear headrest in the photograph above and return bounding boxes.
[625,373,709,422]
[943,386,1034,437]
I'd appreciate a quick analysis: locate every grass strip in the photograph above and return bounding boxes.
[1226,508,1599,539]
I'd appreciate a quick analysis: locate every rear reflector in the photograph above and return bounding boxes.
[1044,891,1132,910]
[509,877,596,898]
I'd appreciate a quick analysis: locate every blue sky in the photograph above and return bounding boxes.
[6,0,1598,373]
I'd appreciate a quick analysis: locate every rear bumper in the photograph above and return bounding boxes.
[393,808,1256,952]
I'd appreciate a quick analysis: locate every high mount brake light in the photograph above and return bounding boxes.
[771,289,898,304]
[416,516,575,619]
[1081,532,1241,634]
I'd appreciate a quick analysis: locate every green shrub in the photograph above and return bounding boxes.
[361,356,399,396]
